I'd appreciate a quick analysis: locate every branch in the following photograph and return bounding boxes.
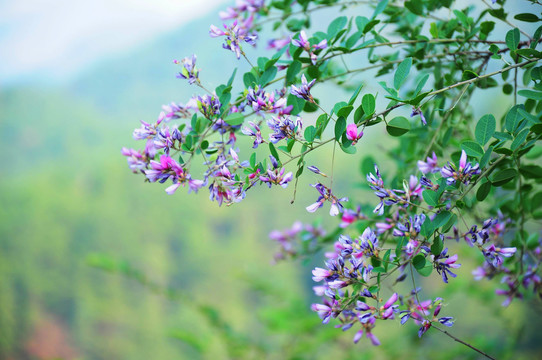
[432,325,497,360]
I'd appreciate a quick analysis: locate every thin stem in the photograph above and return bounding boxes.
[432,325,497,360]
[482,0,532,40]
[427,59,538,98]
[330,140,337,191]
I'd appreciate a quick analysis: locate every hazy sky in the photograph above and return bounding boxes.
[0,0,230,83]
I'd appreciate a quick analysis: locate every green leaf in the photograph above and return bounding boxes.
[405,0,423,15]
[520,165,542,179]
[413,254,426,269]
[340,143,357,154]
[361,94,376,115]
[511,128,529,151]
[461,141,484,158]
[243,71,257,88]
[268,143,281,163]
[296,165,304,178]
[477,180,492,201]
[431,235,444,256]
[337,105,354,118]
[433,211,452,229]
[335,116,346,141]
[286,60,302,84]
[475,114,496,145]
[413,254,432,277]
[259,66,277,86]
[327,16,347,40]
[515,49,542,59]
[386,116,411,136]
[518,89,542,101]
[227,68,237,87]
[223,112,244,126]
[373,0,388,18]
[394,57,412,89]
[480,146,493,169]
[422,190,439,207]
[489,8,507,21]
[442,213,457,233]
[414,74,430,95]
[515,13,540,23]
[363,20,380,34]
[453,9,469,28]
[382,249,391,271]
[491,168,518,186]
[505,105,525,133]
[304,125,317,143]
[505,28,520,50]
[315,113,330,137]
[430,22,439,38]
[348,84,364,105]
[355,16,369,32]
[287,94,305,115]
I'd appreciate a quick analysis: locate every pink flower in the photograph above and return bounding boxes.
[345,124,363,144]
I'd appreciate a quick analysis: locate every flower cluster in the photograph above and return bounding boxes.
[124,1,542,353]
[269,221,326,262]
[290,74,316,102]
[245,86,292,115]
[366,165,422,215]
[440,150,481,185]
[291,30,327,65]
[306,183,348,216]
[174,55,199,85]
[400,296,454,338]
[209,18,258,59]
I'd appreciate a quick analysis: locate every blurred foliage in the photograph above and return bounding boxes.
[1,4,542,360]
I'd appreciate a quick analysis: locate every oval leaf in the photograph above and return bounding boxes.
[394,57,412,89]
[224,112,244,126]
[475,114,496,146]
[491,168,518,186]
[362,94,376,115]
[386,116,411,137]
[461,141,484,158]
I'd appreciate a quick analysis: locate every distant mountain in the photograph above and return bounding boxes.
[68,12,252,121]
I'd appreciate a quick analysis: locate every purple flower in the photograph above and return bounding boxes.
[431,247,461,283]
[196,94,222,119]
[162,102,192,120]
[290,74,316,102]
[291,30,327,65]
[496,277,522,306]
[241,121,263,148]
[306,183,348,216]
[246,86,292,115]
[417,152,439,174]
[121,147,147,173]
[339,206,366,228]
[209,18,258,59]
[440,150,481,185]
[483,244,516,267]
[307,165,327,176]
[411,106,427,125]
[345,123,363,144]
[133,119,158,141]
[267,115,302,143]
[259,156,294,188]
[393,214,426,238]
[174,54,199,84]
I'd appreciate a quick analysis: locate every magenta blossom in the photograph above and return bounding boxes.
[345,124,363,144]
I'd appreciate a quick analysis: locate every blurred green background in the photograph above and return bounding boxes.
[1,1,541,359]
